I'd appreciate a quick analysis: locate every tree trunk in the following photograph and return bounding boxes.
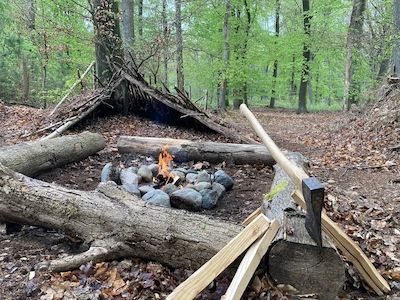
[0,165,243,272]
[93,0,123,85]
[0,132,106,177]
[162,0,168,90]
[298,0,311,114]
[21,54,30,103]
[121,0,134,63]
[175,0,184,92]
[117,136,276,165]
[219,0,231,111]
[290,54,297,100]
[343,0,367,111]
[270,0,280,108]
[138,0,143,37]
[264,153,345,299]
[394,0,400,76]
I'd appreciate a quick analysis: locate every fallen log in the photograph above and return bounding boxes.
[264,153,345,300]
[0,132,106,177]
[117,136,276,165]
[0,163,244,271]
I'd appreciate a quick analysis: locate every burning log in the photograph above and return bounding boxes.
[117,136,277,165]
[0,132,106,177]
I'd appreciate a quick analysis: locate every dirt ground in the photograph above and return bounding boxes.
[0,103,399,299]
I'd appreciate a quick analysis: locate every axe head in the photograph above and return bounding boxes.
[302,177,324,249]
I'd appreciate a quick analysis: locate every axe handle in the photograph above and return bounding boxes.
[240,104,308,189]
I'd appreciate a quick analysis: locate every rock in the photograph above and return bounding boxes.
[197,170,211,183]
[170,188,202,211]
[194,182,212,191]
[101,162,113,182]
[174,167,189,174]
[163,183,178,195]
[148,163,159,176]
[122,183,141,197]
[185,173,198,184]
[120,167,141,185]
[214,170,234,191]
[142,190,171,208]
[212,182,226,199]
[200,189,219,209]
[139,185,155,196]
[138,165,153,182]
[171,170,185,182]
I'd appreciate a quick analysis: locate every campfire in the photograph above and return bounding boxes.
[101,149,235,212]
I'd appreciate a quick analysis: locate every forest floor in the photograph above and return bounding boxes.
[0,100,399,299]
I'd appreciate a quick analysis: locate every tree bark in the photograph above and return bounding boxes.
[138,0,143,37]
[162,0,169,90]
[394,0,400,76]
[175,0,184,92]
[0,165,243,271]
[0,132,106,177]
[121,0,134,63]
[219,0,231,111]
[263,153,345,299]
[270,0,280,109]
[298,0,311,114]
[93,0,123,85]
[343,0,367,111]
[117,136,276,165]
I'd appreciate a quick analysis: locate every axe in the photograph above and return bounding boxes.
[240,104,324,248]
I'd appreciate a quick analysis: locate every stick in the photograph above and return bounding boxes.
[292,190,390,295]
[50,61,95,116]
[167,214,271,300]
[223,220,280,300]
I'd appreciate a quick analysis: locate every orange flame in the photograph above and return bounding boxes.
[158,146,173,179]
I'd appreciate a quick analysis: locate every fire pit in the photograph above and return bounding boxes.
[100,147,234,211]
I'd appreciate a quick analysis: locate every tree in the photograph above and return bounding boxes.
[298,0,311,113]
[394,0,400,76]
[219,0,230,111]
[343,0,367,111]
[162,0,168,89]
[121,0,134,63]
[270,0,280,108]
[138,0,143,37]
[92,0,123,84]
[175,0,184,91]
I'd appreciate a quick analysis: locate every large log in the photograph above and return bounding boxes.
[0,132,106,176]
[264,153,345,299]
[0,163,243,271]
[117,136,276,165]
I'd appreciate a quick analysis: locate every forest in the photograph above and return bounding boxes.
[0,0,399,300]
[0,0,397,112]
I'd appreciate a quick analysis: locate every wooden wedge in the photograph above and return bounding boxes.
[167,214,271,300]
[222,219,280,300]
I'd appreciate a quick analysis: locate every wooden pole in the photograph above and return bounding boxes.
[50,61,95,116]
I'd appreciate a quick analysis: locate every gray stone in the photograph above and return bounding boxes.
[174,167,189,174]
[200,189,219,209]
[170,188,202,211]
[171,170,185,182]
[212,182,226,199]
[138,185,155,196]
[142,190,171,208]
[214,170,234,191]
[138,165,153,182]
[120,167,141,185]
[185,173,198,184]
[163,183,178,195]
[122,183,141,197]
[148,163,159,176]
[100,162,113,182]
[197,170,211,183]
[194,182,212,191]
